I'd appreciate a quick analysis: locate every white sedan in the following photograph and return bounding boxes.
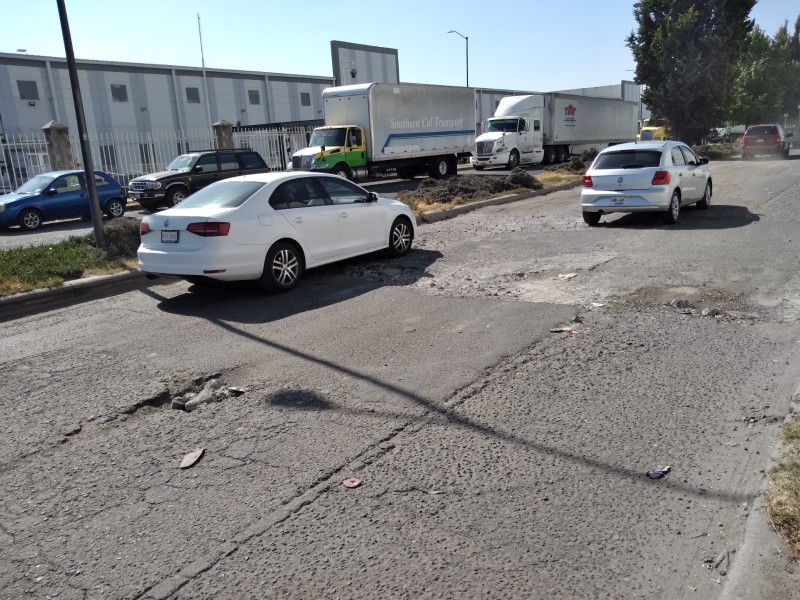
[138,172,416,291]
[580,141,712,226]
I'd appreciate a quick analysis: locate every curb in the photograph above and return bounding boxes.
[0,269,156,322]
[1,183,579,320]
[419,181,581,224]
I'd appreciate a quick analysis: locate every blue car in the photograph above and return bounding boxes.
[0,170,127,231]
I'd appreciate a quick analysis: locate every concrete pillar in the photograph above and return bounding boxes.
[212,120,234,150]
[41,121,73,170]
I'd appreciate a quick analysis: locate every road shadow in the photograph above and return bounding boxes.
[149,248,442,324]
[599,204,759,230]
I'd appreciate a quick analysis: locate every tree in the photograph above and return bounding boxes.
[728,23,797,126]
[627,0,755,144]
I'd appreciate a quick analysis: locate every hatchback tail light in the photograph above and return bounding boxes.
[139,222,151,235]
[651,171,671,185]
[186,222,231,237]
[581,175,593,187]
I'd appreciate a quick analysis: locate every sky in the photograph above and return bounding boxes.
[2,0,798,91]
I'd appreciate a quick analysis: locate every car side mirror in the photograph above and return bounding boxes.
[367,191,378,202]
[699,157,709,165]
[193,165,203,173]
[787,132,794,138]
[45,188,58,195]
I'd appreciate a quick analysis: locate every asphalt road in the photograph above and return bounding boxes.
[2,157,800,599]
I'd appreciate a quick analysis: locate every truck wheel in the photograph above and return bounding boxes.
[331,163,353,180]
[427,156,449,179]
[473,165,485,171]
[166,187,188,207]
[544,146,557,165]
[557,146,569,163]
[506,150,520,170]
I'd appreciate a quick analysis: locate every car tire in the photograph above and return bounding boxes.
[506,150,520,170]
[385,217,413,258]
[582,211,601,227]
[104,198,126,219]
[662,190,681,224]
[331,163,353,180]
[696,182,711,210]
[18,208,43,231]
[166,187,188,207]
[260,241,304,293]
[427,156,450,179]
[138,201,159,211]
[473,165,485,171]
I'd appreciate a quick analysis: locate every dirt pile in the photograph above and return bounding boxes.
[398,168,542,205]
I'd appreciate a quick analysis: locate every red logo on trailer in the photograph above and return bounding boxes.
[564,105,577,116]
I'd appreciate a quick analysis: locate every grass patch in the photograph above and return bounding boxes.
[0,217,141,297]
[692,142,740,160]
[765,413,800,556]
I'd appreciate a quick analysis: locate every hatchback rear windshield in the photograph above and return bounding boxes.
[177,181,267,209]
[745,126,778,136]
[593,150,662,169]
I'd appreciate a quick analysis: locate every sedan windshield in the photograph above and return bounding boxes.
[15,174,55,194]
[166,155,196,171]
[308,129,346,147]
[177,180,266,209]
[486,119,519,133]
[594,150,662,169]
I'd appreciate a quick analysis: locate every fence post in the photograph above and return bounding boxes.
[41,121,74,170]
[212,120,234,150]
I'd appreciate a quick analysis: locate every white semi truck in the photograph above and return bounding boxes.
[290,83,475,180]
[472,93,639,169]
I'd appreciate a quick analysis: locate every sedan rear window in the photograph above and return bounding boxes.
[745,126,778,136]
[593,150,662,169]
[177,181,266,209]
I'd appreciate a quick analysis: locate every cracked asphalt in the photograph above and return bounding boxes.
[2,159,800,599]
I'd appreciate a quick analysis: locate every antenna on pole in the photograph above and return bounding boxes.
[197,14,213,135]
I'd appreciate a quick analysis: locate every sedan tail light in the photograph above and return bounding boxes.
[139,222,151,235]
[651,171,671,185]
[186,222,231,237]
[581,175,593,187]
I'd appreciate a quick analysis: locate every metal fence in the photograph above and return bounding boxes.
[233,126,313,171]
[0,132,51,193]
[1,125,316,193]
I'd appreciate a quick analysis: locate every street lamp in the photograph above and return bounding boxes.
[447,30,469,87]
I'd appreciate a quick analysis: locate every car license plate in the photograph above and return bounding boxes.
[611,197,628,206]
[161,230,179,243]
[756,138,764,143]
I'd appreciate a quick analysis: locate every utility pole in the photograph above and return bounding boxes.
[198,14,214,135]
[56,0,104,247]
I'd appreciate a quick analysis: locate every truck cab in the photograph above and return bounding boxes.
[290,125,367,180]
[637,117,671,141]
[473,95,544,170]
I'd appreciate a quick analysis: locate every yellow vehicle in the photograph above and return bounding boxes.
[637,117,671,141]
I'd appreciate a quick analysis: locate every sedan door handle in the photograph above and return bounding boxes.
[293,217,303,224]
[339,212,348,218]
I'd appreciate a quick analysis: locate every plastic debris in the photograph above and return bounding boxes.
[591,302,605,308]
[550,325,580,335]
[180,447,205,469]
[558,273,577,280]
[343,478,362,489]
[645,465,672,479]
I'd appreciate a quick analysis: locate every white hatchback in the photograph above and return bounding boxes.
[138,172,416,292]
[580,141,712,226]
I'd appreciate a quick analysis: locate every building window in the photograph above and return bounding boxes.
[17,80,39,100]
[300,92,311,107]
[186,87,200,103]
[111,84,128,102]
[248,90,260,105]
